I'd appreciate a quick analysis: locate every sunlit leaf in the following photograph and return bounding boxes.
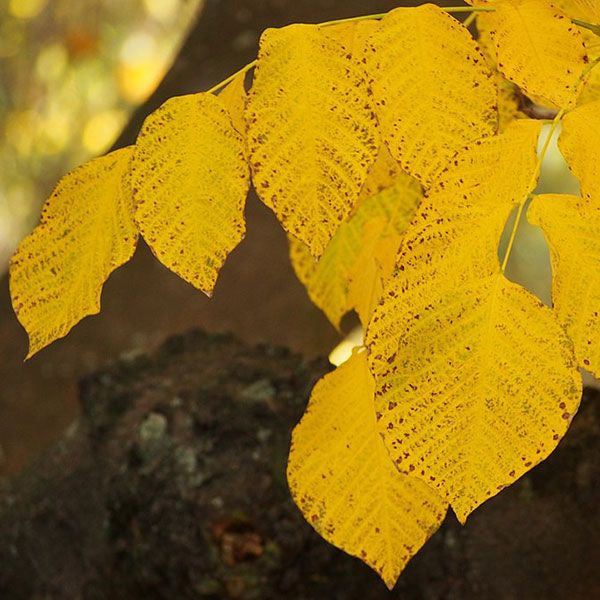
[132,92,250,295]
[366,121,581,521]
[484,0,588,109]
[247,24,379,256]
[10,147,137,357]
[366,4,497,184]
[288,352,447,589]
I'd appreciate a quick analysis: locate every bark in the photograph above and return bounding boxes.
[0,330,598,599]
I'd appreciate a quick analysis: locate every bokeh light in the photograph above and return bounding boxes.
[0,0,203,270]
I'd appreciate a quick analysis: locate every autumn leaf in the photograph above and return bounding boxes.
[529,194,600,376]
[366,120,582,521]
[560,0,600,24]
[290,171,422,328]
[10,147,138,357]
[527,100,600,375]
[324,19,380,54]
[288,352,447,589]
[346,220,403,327]
[484,0,588,109]
[132,92,250,296]
[475,11,527,131]
[246,24,379,256]
[357,143,408,207]
[218,71,248,138]
[366,4,497,184]
[558,99,600,198]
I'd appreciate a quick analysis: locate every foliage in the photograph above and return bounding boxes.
[9,0,600,589]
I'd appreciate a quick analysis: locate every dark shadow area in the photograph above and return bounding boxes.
[1,330,598,598]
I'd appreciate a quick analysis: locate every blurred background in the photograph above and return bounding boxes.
[0,0,202,269]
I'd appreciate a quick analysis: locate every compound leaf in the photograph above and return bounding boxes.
[366,120,581,521]
[288,352,447,589]
[10,147,138,357]
[132,93,250,296]
[529,194,600,376]
[247,24,379,256]
[290,171,422,328]
[366,4,497,185]
[485,0,588,109]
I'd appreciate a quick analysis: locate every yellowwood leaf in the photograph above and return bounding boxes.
[579,59,600,106]
[485,0,588,109]
[475,13,527,132]
[324,19,380,54]
[558,99,600,198]
[10,147,137,358]
[247,24,379,256]
[288,352,447,589]
[560,0,600,23]
[132,93,249,296]
[554,1,600,105]
[529,194,600,376]
[289,172,422,328]
[357,143,406,207]
[366,4,497,185]
[347,221,403,327]
[218,71,247,137]
[527,100,600,375]
[366,121,582,521]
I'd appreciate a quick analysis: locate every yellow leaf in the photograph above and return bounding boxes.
[578,59,600,106]
[529,194,600,375]
[346,218,391,327]
[290,172,422,328]
[324,19,380,55]
[476,12,527,131]
[218,71,247,137]
[485,0,588,109]
[247,24,379,256]
[9,147,138,358]
[357,143,405,207]
[560,0,600,23]
[287,352,447,589]
[554,1,600,105]
[558,99,600,198]
[366,120,582,521]
[132,93,250,295]
[366,4,497,185]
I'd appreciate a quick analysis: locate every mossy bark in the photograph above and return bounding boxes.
[0,330,598,599]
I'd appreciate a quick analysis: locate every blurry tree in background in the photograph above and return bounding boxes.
[0,0,203,269]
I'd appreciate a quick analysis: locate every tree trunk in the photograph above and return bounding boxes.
[0,330,598,599]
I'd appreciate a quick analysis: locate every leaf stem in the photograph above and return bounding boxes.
[572,18,600,37]
[500,109,565,274]
[207,60,258,94]
[462,11,478,29]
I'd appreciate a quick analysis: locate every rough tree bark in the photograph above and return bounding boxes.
[0,331,598,599]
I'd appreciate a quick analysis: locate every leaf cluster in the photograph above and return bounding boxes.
[9,0,600,588]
